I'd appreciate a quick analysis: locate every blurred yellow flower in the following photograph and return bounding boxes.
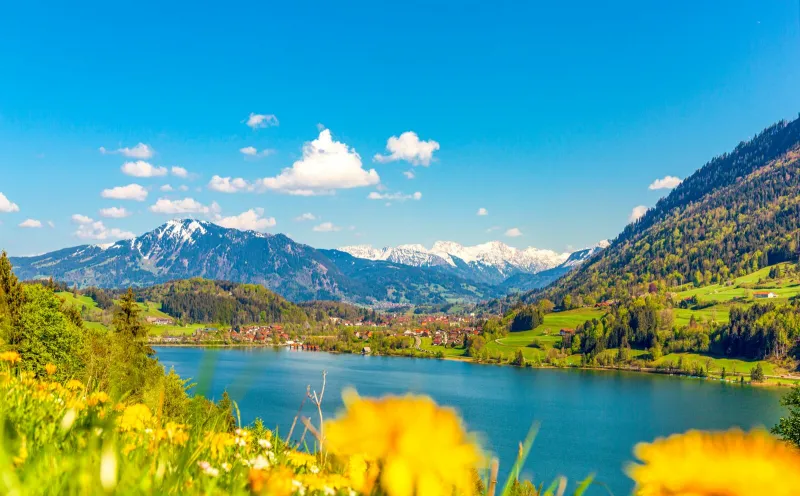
[117,404,153,432]
[45,363,57,376]
[287,451,317,468]
[87,391,111,407]
[0,350,21,364]
[249,466,295,496]
[207,432,235,460]
[65,379,84,391]
[325,389,481,496]
[628,428,800,496]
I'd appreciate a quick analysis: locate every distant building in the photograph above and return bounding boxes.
[753,292,778,299]
[560,328,576,347]
[146,316,174,326]
[361,346,372,355]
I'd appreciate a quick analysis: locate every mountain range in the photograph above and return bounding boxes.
[9,220,604,306]
[339,240,607,287]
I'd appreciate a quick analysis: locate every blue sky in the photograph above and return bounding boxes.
[1,1,799,256]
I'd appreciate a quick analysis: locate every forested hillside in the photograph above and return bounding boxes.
[531,116,800,306]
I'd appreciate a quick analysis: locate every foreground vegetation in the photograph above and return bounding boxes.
[3,250,800,494]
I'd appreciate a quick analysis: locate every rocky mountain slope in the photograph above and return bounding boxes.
[10,220,499,305]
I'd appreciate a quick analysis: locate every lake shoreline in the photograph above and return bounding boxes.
[151,343,800,388]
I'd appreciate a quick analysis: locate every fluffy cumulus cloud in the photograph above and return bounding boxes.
[208,175,252,193]
[403,170,415,179]
[258,130,380,195]
[213,208,276,231]
[629,205,648,222]
[648,175,683,190]
[505,227,522,237]
[160,184,174,192]
[102,184,148,201]
[367,191,422,201]
[149,198,220,215]
[19,219,42,228]
[374,131,440,166]
[312,222,341,232]
[100,143,154,159]
[294,213,316,222]
[121,160,168,178]
[99,207,131,218]
[74,219,135,241]
[71,214,93,224]
[171,166,189,178]
[239,146,275,158]
[245,113,279,129]
[0,192,20,213]
[477,207,488,216]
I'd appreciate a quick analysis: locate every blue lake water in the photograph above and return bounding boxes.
[155,347,786,495]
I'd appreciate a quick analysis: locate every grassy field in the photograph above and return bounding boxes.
[674,263,800,303]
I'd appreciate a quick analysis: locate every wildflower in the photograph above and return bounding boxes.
[117,404,153,432]
[45,363,57,376]
[287,451,317,468]
[0,351,21,364]
[325,389,481,496]
[65,379,84,391]
[258,438,272,450]
[221,462,231,473]
[250,454,271,470]
[310,464,320,474]
[347,454,374,493]
[198,460,219,477]
[250,466,294,496]
[627,428,800,496]
[60,409,77,432]
[87,391,111,407]
[207,432,235,460]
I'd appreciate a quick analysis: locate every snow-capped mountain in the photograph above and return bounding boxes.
[339,240,608,286]
[10,219,500,305]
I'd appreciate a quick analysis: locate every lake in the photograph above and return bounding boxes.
[156,347,786,495]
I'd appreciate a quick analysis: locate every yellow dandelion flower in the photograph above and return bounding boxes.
[117,404,153,432]
[44,363,57,376]
[287,451,317,467]
[0,351,21,364]
[628,428,800,496]
[249,466,294,496]
[325,389,481,496]
[65,379,84,391]
[87,391,111,407]
[347,454,375,493]
[206,432,235,460]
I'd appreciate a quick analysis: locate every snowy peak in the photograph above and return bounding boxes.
[338,240,605,281]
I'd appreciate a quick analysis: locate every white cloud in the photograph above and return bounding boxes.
[121,161,167,178]
[0,192,20,213]
[179,185,189,192]
[74,220,134,241]
[648,175,683,190]
[259,129,380,195]
[239,146,275,158]
[403,170,415,179]
[294,213,317,222]
[100,143,154,159]
[101,184,148,201]
[160,184,174,192]
[149,198,220,215]
[245,113,279,129]
[19,219,43,228]
[486,226,500,233]
[71,214,93,224]
[374,131,440,166]
[505,227,522,237]
[171,166,189,178]
[477,207,488,216]
[367,191,422,201]
[629,205,648,222]
[99,207,131,218]
[208,175,252,193]
[313,222,341,232]
[213,208,276,231]
[47,221,55,228]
